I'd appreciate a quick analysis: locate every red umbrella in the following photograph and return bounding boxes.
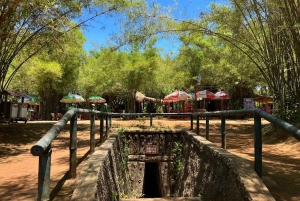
[163,91,190,102]
[196,90,216,99]
[196,90,216,109]
[215,91,229,111]
[215,91,229,99]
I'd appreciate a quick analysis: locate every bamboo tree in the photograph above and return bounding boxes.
[0,0,145,101]
[162,1,300,121]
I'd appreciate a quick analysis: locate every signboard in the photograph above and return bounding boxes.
[244,98,254,109]
[145,144,159,155]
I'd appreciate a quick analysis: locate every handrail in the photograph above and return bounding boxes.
[31,108,105,156]
[31,108,300,201]
[109,109,300,140]
[31,108,109,201]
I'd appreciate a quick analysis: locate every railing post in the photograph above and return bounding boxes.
[69,112,77,178]
[37,145,52,201]
[190,113,194,130]
[254,113,262,177]
[109,114,112,129]
[196,114,200,135]
[90,113,95,153]
[105,114,109,139]
[100,114,104,143]
[150,113,153,127]
[206,115,210,140]
[221,115,226,149]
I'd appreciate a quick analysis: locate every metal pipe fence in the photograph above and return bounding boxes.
[30,108,300,200]
[31,108,109,201]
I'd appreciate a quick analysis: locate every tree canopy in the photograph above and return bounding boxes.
[2,1,300,122]
[0,0,144,97]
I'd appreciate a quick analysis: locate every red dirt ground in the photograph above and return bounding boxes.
[0,118,300,201]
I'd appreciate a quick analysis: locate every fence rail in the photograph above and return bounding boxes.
[31,108,300,201]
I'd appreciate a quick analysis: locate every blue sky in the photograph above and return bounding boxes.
[83,0,228,53]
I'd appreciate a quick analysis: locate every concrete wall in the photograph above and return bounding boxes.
[71,129,275,201]
[174,131,274,201]
[71,132,132,201]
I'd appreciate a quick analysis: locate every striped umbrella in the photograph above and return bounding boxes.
[24,96,40,105]
[196,90,216,99]
[60,93,85,103]
[163,91,191,103]
[88,95,106,103]
[215,91,229,99]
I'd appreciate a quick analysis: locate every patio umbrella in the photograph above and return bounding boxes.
[215,91,229,99]
[196,90,216,99]
[163,91,190,103]
[24,96,40,120]
[60,93,85,103]
[196,90,216,109]
[214,91,229,110]
[88,95,106,103]
[24,95,40,105]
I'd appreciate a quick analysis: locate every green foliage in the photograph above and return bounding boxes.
[172,141,183,185]
[136,105,147,126]
[79,36,172,112]
[170,141,183,197]
[176,22,263,99]
[200,1,300,121]
[137,116,146,127]
[117,126,146,199]
[165,125,172,129]
[29,59,63,92]
[111,191,118,201]
[0,0,145,100]
[5,0,300,124]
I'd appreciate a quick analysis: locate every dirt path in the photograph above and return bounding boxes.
[0,118,300,201]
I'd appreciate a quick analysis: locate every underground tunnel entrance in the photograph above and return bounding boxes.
[143,162,162,198]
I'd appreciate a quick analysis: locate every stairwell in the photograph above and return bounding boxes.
[71,129,274,201]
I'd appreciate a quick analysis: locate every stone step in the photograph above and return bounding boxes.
[121,197,201,201]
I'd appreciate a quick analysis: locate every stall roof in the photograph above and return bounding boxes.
[3,90,30,98]
[135,91,162,103]
[253,94,273,103]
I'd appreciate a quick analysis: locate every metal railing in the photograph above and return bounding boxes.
[31,108,300,200]
[30,108,110,201]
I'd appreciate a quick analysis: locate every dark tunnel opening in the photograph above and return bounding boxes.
[143,162,162,198]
